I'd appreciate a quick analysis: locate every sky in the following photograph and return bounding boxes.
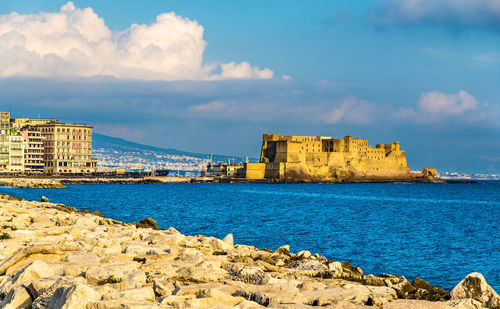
[0,0,499,173]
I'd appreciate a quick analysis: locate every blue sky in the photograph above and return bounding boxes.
[0,0,499,173]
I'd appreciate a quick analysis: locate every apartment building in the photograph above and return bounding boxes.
[37,123,97,174]
[8,130,25,173]
[0,112,9,171]
[11,117,58,130]
[22,126,45,173]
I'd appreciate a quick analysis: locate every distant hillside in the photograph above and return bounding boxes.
[92,133,253,173]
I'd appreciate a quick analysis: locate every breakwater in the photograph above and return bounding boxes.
[0,176,449,188]
[0,193,498,308]
[0,177,190,188]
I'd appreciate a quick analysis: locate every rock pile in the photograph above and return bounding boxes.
[0,178,66,189]
[0,194,497,308]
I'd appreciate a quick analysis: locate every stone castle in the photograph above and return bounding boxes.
[257,134,410,181]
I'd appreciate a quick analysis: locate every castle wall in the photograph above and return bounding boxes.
[259,134,410,181]
[244,163,266,179]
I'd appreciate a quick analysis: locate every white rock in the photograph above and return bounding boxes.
[47,283,100,309]
[65,252,101,265]
[88,299,164,308]
[276,245,290,255]
[328,261,343,274]
[295,260,327,272]
[0,275,13,296]
[27,276,60,299]
[0,285,32,309]
[14,260,55,285]
[74,215,98,227]
[297,250,311,259]
[222,233,234,246]
[451,272,500,308]
[85,264,138,284]
[102,286,155,301]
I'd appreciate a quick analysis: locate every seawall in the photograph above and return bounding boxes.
[0,193,498,308]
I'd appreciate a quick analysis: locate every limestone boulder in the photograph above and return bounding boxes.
[138,217,160,230]
[276,245,290,255]
[175,264,228,283]
[302,284,397,306]
[88,299,164,308]
[235,282,306,307]
[47,283,100,309]
[64,251,101,265]
[74,215,99,228]
[327,261,343,275]
[123,243,161,256]
[159,294,197,308]
[232,266,266,284]
[448,298,486,308]
[0,285,32,309]
[222,233,234,246]
[451,272,500,309]
[0,275,13,297]
[205,236,233,253]
[153,279,174,297]
[406,277,451,301]
[14,260,55,285]
[298,281,327,292]
[27,276,60,299]
[297,250,311,259]
[295,260,327,272]
[382,299,484,308]
[31,213,51,223]
[102,287,155,301]
[85,264,138,284]
[237,300,266,308]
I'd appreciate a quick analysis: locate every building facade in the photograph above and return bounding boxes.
[22,126,45,173]
[202,163,244,177]
[11,118,58,130]
[8,130,25,173]
[0,112,10,171]
[37,123,97,174]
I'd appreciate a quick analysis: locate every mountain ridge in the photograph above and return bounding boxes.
[92,133,254,168]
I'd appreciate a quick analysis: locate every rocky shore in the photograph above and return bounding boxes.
[0,194,498,308]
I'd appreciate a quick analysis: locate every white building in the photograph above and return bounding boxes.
[8,133,25,173]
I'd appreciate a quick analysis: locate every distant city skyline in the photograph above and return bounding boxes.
[0,1,499,173]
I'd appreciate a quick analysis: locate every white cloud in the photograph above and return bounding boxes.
[474,53,500,63]
[394,90,483,123]
[418,90,478,116]
[0,2,273,80]
[210,62,274,80]
[373,0,500,30]
[188,101,226,113]
[322,96,376,125]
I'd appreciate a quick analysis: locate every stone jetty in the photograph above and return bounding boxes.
[0,193,498,308]
[0,177,190,189]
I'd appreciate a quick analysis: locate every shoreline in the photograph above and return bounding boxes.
[0,193,498,308]
[0,176,477,188]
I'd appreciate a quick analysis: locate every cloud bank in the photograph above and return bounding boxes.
[0,2,273,80]
[372,0,500,31]
[394,90,489,123]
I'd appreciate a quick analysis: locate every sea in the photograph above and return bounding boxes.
[1,181,499,291]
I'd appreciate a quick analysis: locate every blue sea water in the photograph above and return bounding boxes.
[1,182,499,291]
